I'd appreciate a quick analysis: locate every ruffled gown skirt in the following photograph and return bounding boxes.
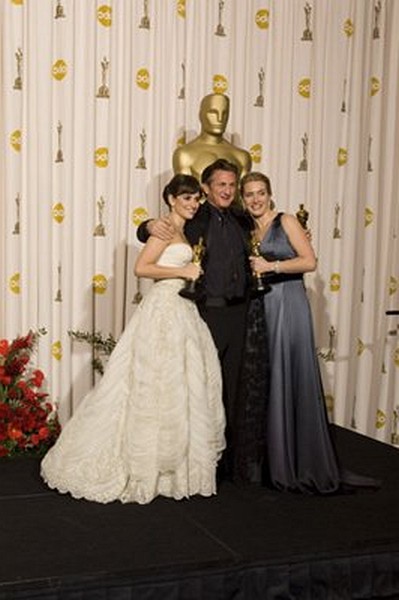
[41,277,225,504]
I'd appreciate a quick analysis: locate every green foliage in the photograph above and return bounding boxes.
[68,330,117,375]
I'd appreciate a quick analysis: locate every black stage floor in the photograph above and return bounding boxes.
[1,426,399,600]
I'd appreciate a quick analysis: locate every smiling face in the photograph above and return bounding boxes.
[242,180,271,218]
[171,191,201,221]
[202,169,237,209]
[241,173,273,218]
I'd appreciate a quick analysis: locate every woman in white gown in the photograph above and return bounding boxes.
[41,174,225,504]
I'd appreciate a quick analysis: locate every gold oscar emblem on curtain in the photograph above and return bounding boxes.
[330,273,341,292]
[250,143,262,165]
[376,408,386,430]
[9,273,20,294]
[94,147,109,168]
[52,341,63,361]
[52,59,67,81]
[92,274,108,295]
[52,202,65,224]
[389,276,398,296]
[177,0,186,18]
[10,130,21,152]
[97,5,112,27]
[255,9,269,30]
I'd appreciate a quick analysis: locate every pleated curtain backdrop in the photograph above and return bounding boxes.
[0,0,398,443]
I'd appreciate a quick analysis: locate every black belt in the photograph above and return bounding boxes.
[264,273,303,284]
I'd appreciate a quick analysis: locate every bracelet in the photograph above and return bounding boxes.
[273,260,280,274]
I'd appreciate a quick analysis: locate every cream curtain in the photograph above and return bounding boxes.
[0,0,398,444]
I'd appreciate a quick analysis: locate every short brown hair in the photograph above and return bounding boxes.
[201,159,239,185]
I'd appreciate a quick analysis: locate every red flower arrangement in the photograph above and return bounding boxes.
[0,330,60,458]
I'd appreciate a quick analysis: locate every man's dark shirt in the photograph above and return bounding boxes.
[203,205,247,300]
[136,201,252,302]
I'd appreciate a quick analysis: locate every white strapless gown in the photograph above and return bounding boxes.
[41,244,225,504]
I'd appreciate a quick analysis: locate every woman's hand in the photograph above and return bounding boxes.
[249,255,273,275]
[182,262,203,281]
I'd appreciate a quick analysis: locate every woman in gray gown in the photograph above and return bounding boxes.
[236,172,341,494]
[235,172,379,494]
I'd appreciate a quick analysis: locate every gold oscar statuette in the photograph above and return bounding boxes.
[373,0,381,39]
[298,133,308,172]
[12,193,21,235]
[179,237,205,300]
[301,2,313,41]
[368,136,373,172]
[250,232,270,294]
[296,203,309,230]
[55,121,64,163]
[254,67,265,108]
[13,48,23,90]
[333,203,341,239]
[96,57,110,99]
[54,263,62,302]
[178,62,185,100]
[136,129,147,169]
[215,0,226,37]
[139,0,150,29]
[55,0,66,19]
[341,78,347,113]
[93,196,106,236]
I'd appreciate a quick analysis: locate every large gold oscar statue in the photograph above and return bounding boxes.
[173,93,252,180]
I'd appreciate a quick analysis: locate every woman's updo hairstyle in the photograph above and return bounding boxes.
[162,174,202,207]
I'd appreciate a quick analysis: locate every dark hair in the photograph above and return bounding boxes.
[240,171,272,196]
[201,159,239,185]
[162,174,202,207]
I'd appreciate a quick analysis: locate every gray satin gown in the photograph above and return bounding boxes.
[258,212,340,493]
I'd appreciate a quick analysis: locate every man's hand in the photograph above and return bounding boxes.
[148,216,175,241]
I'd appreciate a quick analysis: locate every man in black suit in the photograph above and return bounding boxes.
[137,159,252,479]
